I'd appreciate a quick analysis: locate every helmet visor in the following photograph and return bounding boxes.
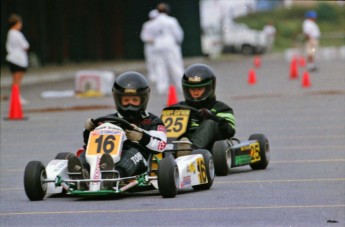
[182,80,213,102]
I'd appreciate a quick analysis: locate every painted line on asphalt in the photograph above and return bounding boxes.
[214,178,345,184]
[271,158,345,163]
[274,145,345,150]
[2,178,344,192]
[0,204,344,216]
[269,135,345,139]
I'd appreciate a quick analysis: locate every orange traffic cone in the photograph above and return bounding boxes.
[248,69,256,85]
[167,85,178,106]
[289,57,299,79]
[299,56,306,67]
[253,56,261,68]
[302,71,311,88]
[6,84,26,120]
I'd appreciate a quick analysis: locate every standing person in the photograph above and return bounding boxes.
[67,71,167,190]
[263,21,276,52]
[6,14,30,104]
[140,9,159,83]
[150,2,184,94]
[171,64,236,152]
[303,10,320,72]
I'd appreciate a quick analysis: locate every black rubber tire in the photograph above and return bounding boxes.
[249,134,270,170]
[212,140,230,176]
[24,161,47,201]
[54,152,73,160]
[192,149,215,190]
[241,44,255,55]
[158,157,179,198]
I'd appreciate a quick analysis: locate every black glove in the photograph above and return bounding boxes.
[198,108,220,122]
[198,108,213,119]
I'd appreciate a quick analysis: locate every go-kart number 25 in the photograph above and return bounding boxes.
[164,117,183,133]
[197,158,207,184]
[161,109,190,138]
[87,134,121,155]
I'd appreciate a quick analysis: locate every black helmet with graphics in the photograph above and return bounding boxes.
[112,71,150,120]
[182,64,216,109]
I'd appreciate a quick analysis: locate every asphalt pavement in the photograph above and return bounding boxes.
[0,53,344,226]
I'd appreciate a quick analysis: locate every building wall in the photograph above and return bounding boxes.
[1,0,202,65]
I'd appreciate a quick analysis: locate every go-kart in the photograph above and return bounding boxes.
[24,116,214,201]
[161,105,270,176]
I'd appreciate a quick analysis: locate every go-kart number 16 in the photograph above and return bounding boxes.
[87,133,121,155]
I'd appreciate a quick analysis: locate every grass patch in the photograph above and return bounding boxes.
[235,3,345,52]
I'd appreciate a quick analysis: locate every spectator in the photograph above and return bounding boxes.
[140,9,159,83]
[6,14,30,104]
[303,10,320,72]
[150,2,184,94]
[263,20,276,52]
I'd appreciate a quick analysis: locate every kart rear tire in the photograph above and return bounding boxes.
[212,140,231,176]
[24,161,47,201]
[192,149,215,190]
[54,152,73,160]
[158,157,179,198]
[249,134,270,170]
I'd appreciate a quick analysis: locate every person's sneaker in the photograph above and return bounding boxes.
[100,153,115,189]
[177,137,192,157]
[67,155,88,190]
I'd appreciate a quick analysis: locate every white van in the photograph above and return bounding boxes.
[222,22,268,55]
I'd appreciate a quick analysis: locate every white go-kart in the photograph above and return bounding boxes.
[24,116,215,201]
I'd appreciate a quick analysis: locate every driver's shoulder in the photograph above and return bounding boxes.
[212,101,233,112]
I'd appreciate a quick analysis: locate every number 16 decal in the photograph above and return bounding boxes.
[95,135,116,154]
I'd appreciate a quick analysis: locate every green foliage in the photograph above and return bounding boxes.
[317,3,338,22]
[235,2,345,52]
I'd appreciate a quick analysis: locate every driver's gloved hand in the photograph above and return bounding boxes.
[198,108,219,122]
[125,124,143,142]
[84,118,96,131]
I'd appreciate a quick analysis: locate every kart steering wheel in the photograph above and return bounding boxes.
[165,104,199,113]
[164,104,201,118]
[93,116,134,130]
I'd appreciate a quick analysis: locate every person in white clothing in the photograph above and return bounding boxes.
[6,14,30,104]
[140,9,159,83]
[302,10,320,71]
[150,3,184,95]
[263,21,276,52]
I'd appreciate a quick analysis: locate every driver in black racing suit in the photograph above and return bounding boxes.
[67,71,167,189]
[172,63,236,151]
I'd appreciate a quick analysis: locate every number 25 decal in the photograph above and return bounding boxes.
[164,117,184,133]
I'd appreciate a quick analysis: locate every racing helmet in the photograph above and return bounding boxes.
[112,71,150,120]
[182,64,216,109]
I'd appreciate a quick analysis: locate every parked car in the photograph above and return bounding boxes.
[222,22,268,55]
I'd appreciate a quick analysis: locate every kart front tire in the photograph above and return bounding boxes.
[158,157,179,198]
[24,161,47,201]
[192,149,215,190]
[212,140,230,176]
[249,134,270,170]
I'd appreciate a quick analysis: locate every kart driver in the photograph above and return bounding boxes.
[67,71,167,189]
[172,63,236,151]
